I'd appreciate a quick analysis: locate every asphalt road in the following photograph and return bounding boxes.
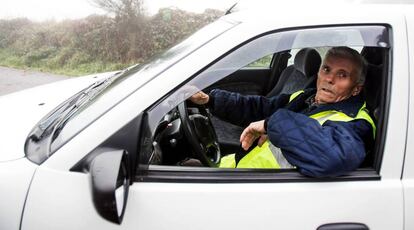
[0,66,69,96]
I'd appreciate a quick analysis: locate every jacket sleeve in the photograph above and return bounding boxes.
[267,109,373,178]
[208,89,289,127]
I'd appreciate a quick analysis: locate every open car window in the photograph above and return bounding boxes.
[140,25,391,181]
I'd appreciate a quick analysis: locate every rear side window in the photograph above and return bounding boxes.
[246,54,273,68]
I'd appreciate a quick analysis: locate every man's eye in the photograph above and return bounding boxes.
[337,72,348,78]
[322,67,329,73]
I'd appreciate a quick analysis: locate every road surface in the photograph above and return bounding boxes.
[0,66,70,96]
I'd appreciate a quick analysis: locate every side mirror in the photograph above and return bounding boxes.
[90,149,130,224]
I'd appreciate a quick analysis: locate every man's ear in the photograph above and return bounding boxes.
[352,84,363,96]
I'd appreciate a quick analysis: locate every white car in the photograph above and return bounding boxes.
[1,2,414,230]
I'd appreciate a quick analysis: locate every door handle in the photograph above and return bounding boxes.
[317,223,369,230]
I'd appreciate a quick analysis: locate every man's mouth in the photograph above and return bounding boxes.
[321,87,334,94]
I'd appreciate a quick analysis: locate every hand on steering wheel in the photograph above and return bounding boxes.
[178,101,220,167]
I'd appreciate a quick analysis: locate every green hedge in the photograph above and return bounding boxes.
[0,8,222,76]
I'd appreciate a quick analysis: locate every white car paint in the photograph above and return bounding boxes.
[0,72,117,230]
[0,71,117,162]
[0,159,37,230]
[402,13,414,230]
[1,3,414,230]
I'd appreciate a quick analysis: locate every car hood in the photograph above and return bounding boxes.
[0,71,118,162]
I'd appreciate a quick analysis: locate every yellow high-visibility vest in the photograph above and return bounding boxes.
[219,90,376,168]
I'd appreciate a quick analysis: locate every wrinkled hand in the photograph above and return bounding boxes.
[190,91,209,105]
[240,120,267,151]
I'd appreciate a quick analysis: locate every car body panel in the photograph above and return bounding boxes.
[375,15,410,180]
[21,166,105,230]
[0,158,37,230]
[3,3,414,230]
[22,175,405,230]
[125,181,403,230]
[402,13,414,230]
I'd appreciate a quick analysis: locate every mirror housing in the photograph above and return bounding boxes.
[90,149,130,224]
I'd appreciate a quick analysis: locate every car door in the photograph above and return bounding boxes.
[402,12,414,230]
[21,11,408,230]
[124,22,406,230]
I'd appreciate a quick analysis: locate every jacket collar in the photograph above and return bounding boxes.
[304,89,365,118]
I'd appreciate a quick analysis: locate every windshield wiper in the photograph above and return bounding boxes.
[26,64,142,164]
[48,77,115,141]
[30,64,141,145]
[225,2,238,15]
[28,73,119,145]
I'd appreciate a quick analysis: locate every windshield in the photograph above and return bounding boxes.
[25,18,238,164]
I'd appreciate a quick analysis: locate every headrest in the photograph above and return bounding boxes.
[361,47,384,66]
[294,48,322,77]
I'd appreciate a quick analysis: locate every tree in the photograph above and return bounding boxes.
[91,0,145,20]
[92,0,148,62]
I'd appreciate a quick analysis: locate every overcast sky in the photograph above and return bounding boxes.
[0,0,236,21]
[2,0,414,21]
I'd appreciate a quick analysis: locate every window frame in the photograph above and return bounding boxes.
[136,24,392,183]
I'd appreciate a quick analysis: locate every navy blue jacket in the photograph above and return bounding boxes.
[209,89,374,178]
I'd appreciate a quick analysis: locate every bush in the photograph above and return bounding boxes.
[0,8,222,76]
[22,46,57,67]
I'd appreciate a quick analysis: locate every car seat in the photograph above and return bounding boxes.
[360,47,386,168]
[266,47,321,97]
[361,47,385,121]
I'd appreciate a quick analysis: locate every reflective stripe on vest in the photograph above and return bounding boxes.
[219,90,376,169]
[219,141,280,168]
[289,91,376,138]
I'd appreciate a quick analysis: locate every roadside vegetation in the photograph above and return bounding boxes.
[0,0,222,76]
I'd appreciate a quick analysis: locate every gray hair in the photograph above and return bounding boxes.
[325,47,367,85]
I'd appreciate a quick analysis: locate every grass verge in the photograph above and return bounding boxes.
[0,49,131,76]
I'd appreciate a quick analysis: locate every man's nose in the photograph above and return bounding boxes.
[323,73,335,83]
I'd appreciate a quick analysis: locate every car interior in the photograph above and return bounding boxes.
[148,45,389,171]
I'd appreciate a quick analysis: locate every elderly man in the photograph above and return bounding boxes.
[190,46,375,178]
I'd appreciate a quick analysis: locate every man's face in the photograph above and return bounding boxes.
[315,55,362,104]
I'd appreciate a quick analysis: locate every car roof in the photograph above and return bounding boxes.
[225,1,414,23]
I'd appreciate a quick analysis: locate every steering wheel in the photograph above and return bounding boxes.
[177,101,221,167]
